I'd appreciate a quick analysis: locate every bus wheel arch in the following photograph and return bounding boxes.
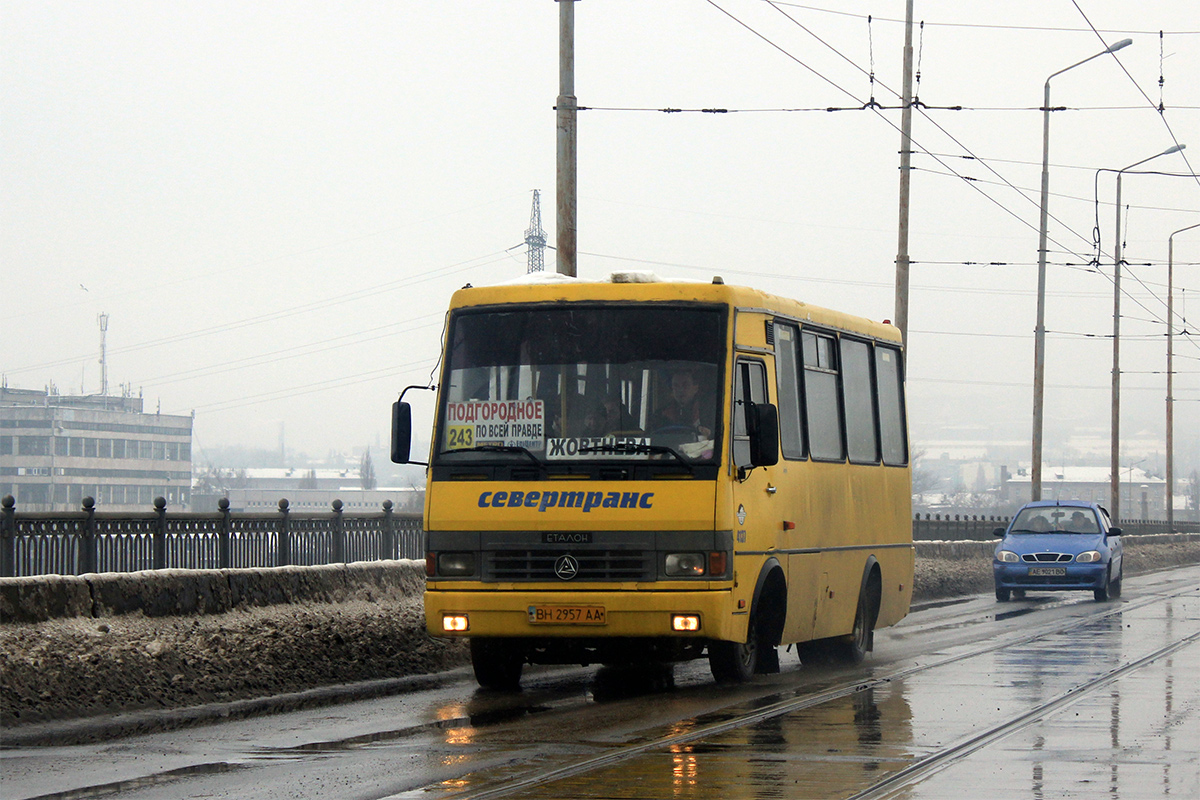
[709,558,786,682]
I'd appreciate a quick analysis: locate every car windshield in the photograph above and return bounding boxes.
[1010,507,1099,534]
[436,304,724,466]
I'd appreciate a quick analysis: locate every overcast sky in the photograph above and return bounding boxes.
[3,1,1199,472]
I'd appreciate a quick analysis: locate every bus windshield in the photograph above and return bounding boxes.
[436,304,724,466]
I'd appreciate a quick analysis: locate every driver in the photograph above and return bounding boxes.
[651,369,713,439]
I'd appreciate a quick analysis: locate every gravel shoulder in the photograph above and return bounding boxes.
[3,540,1196,731]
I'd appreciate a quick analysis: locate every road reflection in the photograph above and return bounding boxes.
[503,681,914,799]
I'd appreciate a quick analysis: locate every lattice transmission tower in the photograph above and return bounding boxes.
[524,189,546,273]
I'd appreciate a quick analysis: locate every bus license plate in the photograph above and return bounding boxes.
[528,605,607,625]
[1028,567,1066,577]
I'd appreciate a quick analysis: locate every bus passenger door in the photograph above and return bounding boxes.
[731,358,784,593]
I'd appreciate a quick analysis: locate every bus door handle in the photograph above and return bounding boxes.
[766,484,777,494]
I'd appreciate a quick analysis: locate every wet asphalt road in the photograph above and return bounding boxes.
[3,565,1197,800]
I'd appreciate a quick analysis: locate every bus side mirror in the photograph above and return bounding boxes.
[749,403,779,467]
[391,401,412,464]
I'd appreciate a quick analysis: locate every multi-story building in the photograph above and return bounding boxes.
[0,387,192,512]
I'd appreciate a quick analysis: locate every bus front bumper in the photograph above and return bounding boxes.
[425,588,742,642]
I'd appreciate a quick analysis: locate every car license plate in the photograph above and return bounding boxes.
[527,605,607,625]
[1028,567,1066,577]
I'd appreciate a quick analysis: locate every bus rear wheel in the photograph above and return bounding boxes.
[470,638,524,690]
[802,574,879,666]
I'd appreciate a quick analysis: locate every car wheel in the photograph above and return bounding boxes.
[995,587,1011,602]
[1109,566,1122,599]
[1093,570,1111,602]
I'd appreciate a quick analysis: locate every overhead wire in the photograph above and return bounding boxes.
[763,2,1200,36]
[768,1,1198,352]
[755,0,1104,257]
[1071,0,1200,191]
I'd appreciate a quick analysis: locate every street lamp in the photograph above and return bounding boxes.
[1109,144,1186,522]
[1032,38,1132,503]
[1166,220,1200,531]
[1124,458,1146,516]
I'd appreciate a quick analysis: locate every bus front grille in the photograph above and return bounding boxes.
[484,549,654,582]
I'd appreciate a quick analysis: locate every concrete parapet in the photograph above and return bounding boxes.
[0,574,93,623]
[1,560,425,624]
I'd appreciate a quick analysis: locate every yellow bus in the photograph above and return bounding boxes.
[392,273,913,688]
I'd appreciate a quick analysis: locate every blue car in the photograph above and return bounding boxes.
[993,500,1123,602]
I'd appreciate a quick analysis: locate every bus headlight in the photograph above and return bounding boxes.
[1075,550,1102,563]
[665,553,706,576]
[997,550,1020,563]
[437,552,477,577]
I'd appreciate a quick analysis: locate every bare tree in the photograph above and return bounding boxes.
[360,449,377,490]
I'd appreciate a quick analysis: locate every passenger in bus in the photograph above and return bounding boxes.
[651,369,713,439]
[583,394,635,437]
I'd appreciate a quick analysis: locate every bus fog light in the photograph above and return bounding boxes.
[442,614,469,632]
[665,553,706,576]
[672,614,701,632]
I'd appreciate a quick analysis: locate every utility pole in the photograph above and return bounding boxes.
[98,313,109,396]
[525,189,546,273]
[1168,222,1200,531]
[556,0,577,276]
[893,0,914,353]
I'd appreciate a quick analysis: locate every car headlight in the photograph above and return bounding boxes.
[437,552,476,577]
[665,553,706,577]
[997,550,1020,563]
[1075,550,1102,563]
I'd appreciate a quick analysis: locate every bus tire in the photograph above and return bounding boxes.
[709,617,759,683]
[470,638,524,690]
[837,569,881,664]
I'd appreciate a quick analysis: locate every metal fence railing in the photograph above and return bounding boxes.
[5,495,1193,577]
[912,512,1200,541]
[1,495,423,578]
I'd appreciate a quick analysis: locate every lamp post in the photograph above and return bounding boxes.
[1031,38,1132,503]
[1124,458,1146,515]
[1167,221,1200,531]
[1109,144,1187,522]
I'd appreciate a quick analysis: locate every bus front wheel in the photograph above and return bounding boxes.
[709,615,759,682]
[471,638,524,690]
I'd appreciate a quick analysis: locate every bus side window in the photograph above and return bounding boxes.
[774,323,805,460]
[802,331,845,461]
[840,338,880,464]
[875,345,908,465]
[733,360,768,467]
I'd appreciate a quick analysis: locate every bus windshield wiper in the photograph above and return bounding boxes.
[577,441,695,473]
[440,445,545,470]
